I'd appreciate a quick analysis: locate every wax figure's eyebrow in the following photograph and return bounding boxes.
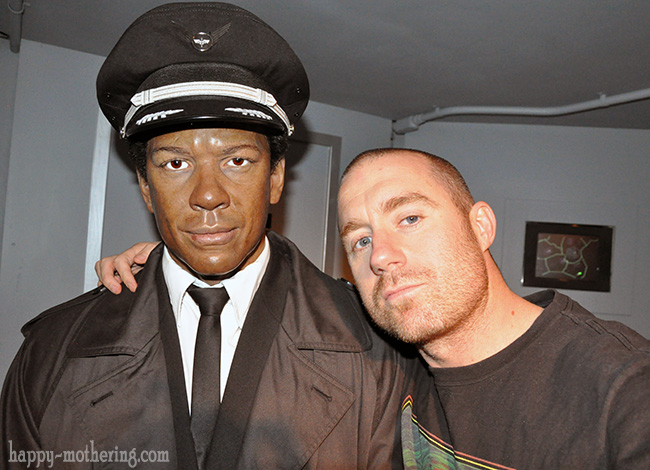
[149,143,263,159]
[149,146,191,157]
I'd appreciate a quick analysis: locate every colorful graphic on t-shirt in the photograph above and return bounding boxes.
[401,396,515,470]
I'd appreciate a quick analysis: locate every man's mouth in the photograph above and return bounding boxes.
[382,283,423,302]
[187,226,237,245]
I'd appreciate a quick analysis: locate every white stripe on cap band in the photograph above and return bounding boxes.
[121,81,293,137]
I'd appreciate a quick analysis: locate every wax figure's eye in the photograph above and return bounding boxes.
[228,157,250,167]
[164,159,189,170]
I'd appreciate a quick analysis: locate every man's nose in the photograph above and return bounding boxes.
[369,231,405,276]
[189,166,230,211]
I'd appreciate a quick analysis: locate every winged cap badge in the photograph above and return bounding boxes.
[190,23,231,52]
[192,32,212,51]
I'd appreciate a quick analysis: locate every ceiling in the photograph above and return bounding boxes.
[3,0,650,131]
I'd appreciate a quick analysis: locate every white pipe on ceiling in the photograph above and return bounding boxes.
[392,87,650,134]
[8,0,26,53]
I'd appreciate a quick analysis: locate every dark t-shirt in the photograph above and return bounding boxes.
[402,290,650,469]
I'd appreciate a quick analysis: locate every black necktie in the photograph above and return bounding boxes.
[186,284,230,467]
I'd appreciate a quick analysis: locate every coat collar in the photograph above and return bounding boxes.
[67,244,166,357]
[67,233,372,357]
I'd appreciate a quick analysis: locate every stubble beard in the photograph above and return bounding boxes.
[361,234,489,346]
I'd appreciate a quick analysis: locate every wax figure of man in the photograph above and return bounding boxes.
[0,5,427,469]
[337,148,650,469]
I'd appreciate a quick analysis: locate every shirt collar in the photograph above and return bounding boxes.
[162,236,271,328]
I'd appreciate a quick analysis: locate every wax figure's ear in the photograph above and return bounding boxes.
[137,172,154,214]
[269,158,285,205]
[469,201,497,251]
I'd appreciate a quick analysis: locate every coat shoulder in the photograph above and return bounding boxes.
[5,283,142,432]
[21,286,109,336]
[15,284,133,378]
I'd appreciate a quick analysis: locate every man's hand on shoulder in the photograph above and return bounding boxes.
[95,242,159,294]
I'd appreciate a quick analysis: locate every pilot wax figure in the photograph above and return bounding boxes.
[1,3,426,469]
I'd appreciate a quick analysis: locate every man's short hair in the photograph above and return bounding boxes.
[342,148,475,215]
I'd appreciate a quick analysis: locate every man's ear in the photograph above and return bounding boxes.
[137,172,154,214]
[469,201,497,251]
[269,158,285,205]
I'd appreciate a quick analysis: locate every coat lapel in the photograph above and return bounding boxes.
[205,233,360,469]
[204,237,289,469]
[156,260,200,470]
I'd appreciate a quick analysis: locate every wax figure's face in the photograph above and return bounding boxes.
[337,151,489,345]
[138,128,284,281]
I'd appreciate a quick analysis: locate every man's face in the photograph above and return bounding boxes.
[138,128,284,281]
[337,151,488,345]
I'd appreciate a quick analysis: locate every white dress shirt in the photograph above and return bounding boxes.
[162,237,270,410]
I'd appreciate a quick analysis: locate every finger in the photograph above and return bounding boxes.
[113,256,139,293]
[101,271,124,295]
[132,242,159,264]
[94,259,104,280]
[94,258,122,294]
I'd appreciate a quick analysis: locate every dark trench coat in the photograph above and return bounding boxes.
[1,232,424,469]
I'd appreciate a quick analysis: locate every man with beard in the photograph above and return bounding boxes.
[336,148,650,469]
[96,147,650,468]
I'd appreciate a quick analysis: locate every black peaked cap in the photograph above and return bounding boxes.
[97,2,309,139]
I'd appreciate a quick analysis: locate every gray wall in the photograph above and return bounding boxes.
[0,41,105,379]
[0,40,392,381]
[0,40,19,273]
[402,122,650,337]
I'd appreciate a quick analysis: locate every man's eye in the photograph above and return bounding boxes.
[227,157,250,167]
[164,160,188,170]
[353,236,372,250]
[402,215,420,225]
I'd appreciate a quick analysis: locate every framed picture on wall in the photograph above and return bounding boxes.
[522,221,613,292]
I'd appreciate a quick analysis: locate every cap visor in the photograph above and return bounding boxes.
[126,96,286,139]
